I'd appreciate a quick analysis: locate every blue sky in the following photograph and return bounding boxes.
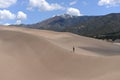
[0,0,120,25]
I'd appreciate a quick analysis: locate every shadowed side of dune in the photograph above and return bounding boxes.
[78,46,120,56]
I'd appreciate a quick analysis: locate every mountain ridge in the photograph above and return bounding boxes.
[11,13,120,40]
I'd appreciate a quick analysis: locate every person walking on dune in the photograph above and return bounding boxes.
[73,46,75,52]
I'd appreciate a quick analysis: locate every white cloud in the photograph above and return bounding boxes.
[16,20,22,24]
[17,11,27,20]
[69,0,77,5]
[66,8,82,16]
[16,11,27,24]
[28,0,64,11]
[0,10,27,25]
[0,9,16,20]
[98,0,120,7]
[0,0,17,8]
[4,23,10,26]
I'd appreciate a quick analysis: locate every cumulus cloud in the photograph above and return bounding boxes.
[16,20,22,24]
[98,0,120,7]
[69,0,77,5]
[17,11,27,20]
[16,11,27,24]
[0,9,16,20]
[66,8,82,16]
[4,23,10,26]
[0,0,17,8]
[0,10,27,25]
[28,0,64,11]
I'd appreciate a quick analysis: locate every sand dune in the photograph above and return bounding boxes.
[0,26,120,80]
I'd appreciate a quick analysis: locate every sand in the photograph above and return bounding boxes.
[0,26,120,80]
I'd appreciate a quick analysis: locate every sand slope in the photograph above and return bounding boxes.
[0,26,120,80]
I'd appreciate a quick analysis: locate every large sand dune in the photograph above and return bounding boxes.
[0,26,120,80]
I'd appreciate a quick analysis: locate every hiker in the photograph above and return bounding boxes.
[73,46,75,52]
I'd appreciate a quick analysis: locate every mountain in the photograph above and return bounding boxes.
[64,13,120,35]
[63,13,120,40]
[13,13,120,41]
[31,14,93,31]
[18,14,92,31]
